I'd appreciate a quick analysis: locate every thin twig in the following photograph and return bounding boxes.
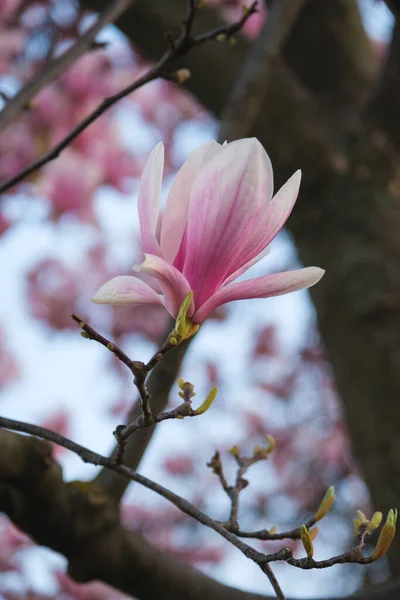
[71,313,135,370]
[72,315,208,464]
[113,383,201,464]
[208,445,274,532]
[0,1,258,194]
[0,416,379,581]
[236,517,317,541]
[0,0,134,133]
[72,313,158,426]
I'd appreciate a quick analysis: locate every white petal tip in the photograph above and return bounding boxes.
[92,288,112,304]
[91,275,162,306]
[308,267,325,286]
[92,278,126,304]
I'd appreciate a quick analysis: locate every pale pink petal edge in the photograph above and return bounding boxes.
[138,142,164,257]
[92,275,164,306]
[193,267,325,323]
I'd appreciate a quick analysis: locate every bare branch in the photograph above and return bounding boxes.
[71,313,137,370]
[93,322,193,499]
[0,0,134,133]
[0,416,286,599]
[72,314,213,466]
[208,444,275,532]
[0,416,389,598]
[220,0,307,141]
[3,424,400,600]
[0,427,272,600]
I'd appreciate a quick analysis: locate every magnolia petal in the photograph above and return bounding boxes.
[160,140,222,263]
[138,253,192,318]
[221,170,301,285]
[183,138,274,307]
[223,246,271,286]
[259,169,302,251]
[92,276,163,306]
[193,267,325,323]
[138,142,164,257]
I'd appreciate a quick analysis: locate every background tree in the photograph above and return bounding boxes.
[0,1,400,599]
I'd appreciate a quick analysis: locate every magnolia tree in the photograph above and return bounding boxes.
[1,1,400,600]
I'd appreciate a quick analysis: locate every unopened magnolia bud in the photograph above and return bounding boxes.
[314,486,335,522]
[229,444,240,457]
[301,525,314,559]
[252,438,275,460]
[194,386,218,415]
[372,525,395,559]
[174,69,191,84]
[370,512,383,531]
[388,508,398,526]
[171,291,199,344]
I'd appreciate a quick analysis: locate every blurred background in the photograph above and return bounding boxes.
[0,1,397,598]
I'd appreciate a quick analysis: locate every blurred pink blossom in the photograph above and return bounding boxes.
[34,86,72,131]
[40,150,102,220]
[39,411,70,457]
[163,456,194,477]
[56,571,127,599]
[0,0,22,20]
[0,328,19,386]
[27,258,82,328]
[0,518,30,573]
[0,28,25,72]
[0,211,11,235]
[85,140,139,190]
[252,324,279,358]
[0,122,35,181]
[60,53,115,99]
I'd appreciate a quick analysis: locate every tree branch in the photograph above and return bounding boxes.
[0,427,269,600]
[2,426,400,599]
[96,345,195,497]
[219,0,307,141]
[0,419,287,599]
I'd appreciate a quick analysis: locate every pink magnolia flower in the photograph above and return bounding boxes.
[93,138,324,324]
